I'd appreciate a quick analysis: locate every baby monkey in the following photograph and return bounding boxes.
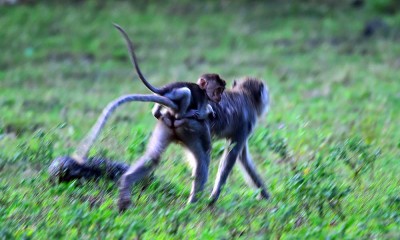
[114,24,226,127]
[151,73,225,127]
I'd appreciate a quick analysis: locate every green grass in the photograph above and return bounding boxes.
[1,1,400,239]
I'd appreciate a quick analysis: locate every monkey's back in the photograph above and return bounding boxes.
[209,77,268,139]
[159,82,208,110]
[209,91,256,138]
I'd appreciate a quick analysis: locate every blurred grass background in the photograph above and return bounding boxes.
[0,0,399,239]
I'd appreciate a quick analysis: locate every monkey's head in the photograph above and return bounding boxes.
[233,77,269,116]
[198,73,226,103]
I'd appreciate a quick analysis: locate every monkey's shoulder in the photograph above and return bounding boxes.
[162,82,207,108]
[160,82,205,97]
[161,82,200,91]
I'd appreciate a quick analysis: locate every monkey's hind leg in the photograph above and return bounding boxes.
[164,87,191,118]
[118,121,172,212]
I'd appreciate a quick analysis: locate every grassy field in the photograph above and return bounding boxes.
[1,1,399,239]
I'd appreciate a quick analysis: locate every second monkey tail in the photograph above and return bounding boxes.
[113,23,161,94]
[72,94,178,164]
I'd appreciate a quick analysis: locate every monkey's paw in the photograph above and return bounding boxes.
[208,196,218,207]
[160,115,174,128]
[117,195,132,213]
[209,109,216,118]
[257,190,270,201]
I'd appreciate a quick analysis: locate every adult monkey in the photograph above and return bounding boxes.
[210,78,270,203]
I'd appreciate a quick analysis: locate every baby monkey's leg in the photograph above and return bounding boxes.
[164,87,191,119]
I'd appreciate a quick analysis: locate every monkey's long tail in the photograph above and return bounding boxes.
[113,24,161,94]
[72,94,178,164]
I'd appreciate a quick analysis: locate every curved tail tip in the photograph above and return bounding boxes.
[113,23,122,29]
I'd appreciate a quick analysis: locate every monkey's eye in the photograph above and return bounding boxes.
[232,80,237,87]
[215,88,223,95]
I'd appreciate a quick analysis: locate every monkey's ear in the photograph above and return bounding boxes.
[221,79,227,87]
[258,85,267,101]
[198,78,207,89]
[232,80,237,87]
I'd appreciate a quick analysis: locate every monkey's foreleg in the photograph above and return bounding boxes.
[209,140,244,205]
[164,87,191,119]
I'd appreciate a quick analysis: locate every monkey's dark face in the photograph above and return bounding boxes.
[200,73,226,103]
[206,83,225,102]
